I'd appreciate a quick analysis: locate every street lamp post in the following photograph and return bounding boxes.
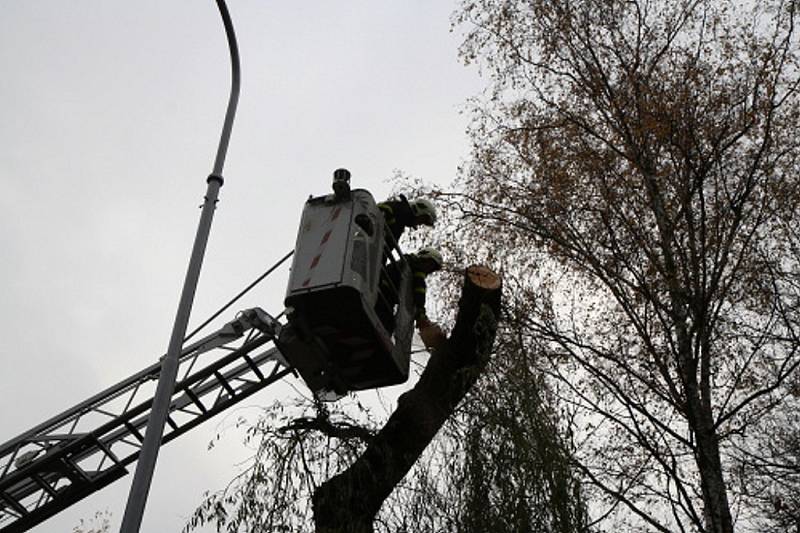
[119,1,240,531]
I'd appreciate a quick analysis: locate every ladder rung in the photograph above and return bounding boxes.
[242,354,265,380]
[182,389,208,414]
[213,371,236,398]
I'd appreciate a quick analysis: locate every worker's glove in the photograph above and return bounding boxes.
[418,320,446,352]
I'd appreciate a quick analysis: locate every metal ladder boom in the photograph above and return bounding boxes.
[0,308,292,533]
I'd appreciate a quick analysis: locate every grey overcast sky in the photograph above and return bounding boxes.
[0,1,482,531]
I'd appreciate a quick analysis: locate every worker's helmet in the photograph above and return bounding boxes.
[415,247,443,271]
[411,198,437,226]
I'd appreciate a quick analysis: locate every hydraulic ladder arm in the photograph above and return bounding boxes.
[0,308,293,533]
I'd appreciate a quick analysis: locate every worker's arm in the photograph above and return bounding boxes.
[379,198,414,241]
[417,319,445,352]
[394,195,416,228]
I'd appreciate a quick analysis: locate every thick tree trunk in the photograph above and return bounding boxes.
[684,380,734,533]
[312,266,502,533]
[695,418,733,533]
[678,332,733,533]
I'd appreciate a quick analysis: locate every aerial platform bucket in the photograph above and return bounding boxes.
[280,185,413,398]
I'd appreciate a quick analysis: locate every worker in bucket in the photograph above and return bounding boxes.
[377,195,437,243]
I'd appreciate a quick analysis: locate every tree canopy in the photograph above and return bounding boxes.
[441,0,800,531]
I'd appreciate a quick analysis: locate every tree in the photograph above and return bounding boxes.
[444,0,800,531]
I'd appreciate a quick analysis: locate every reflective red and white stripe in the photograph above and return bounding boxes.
[301,206,343,287]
